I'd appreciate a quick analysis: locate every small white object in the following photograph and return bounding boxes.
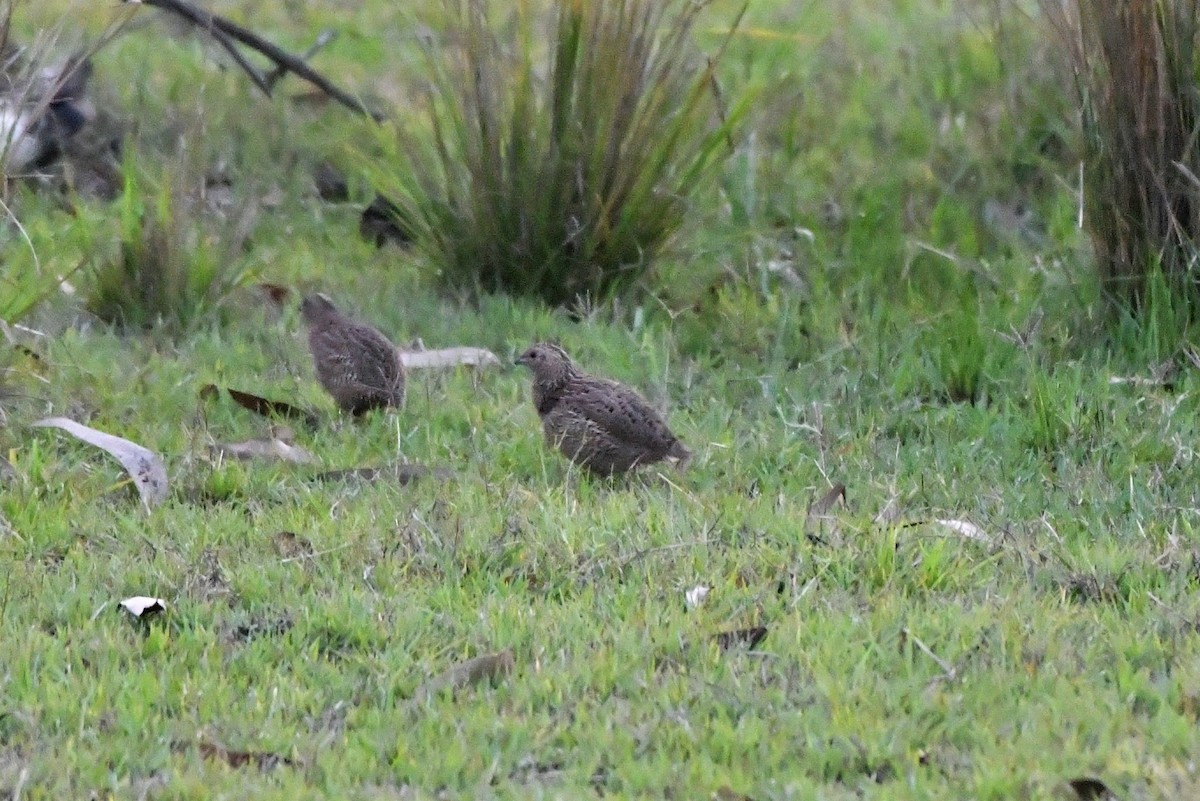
[685,585,710,610]
[398,347,501,370]
[934,518,991,544]
[120,596,166,619]
[0,103,39,173]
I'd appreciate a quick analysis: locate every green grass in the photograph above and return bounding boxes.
[3,0,1200,798]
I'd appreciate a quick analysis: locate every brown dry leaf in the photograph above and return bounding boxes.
[33,417,169,509]
[213,437,315,464]
[713,626,768,652]
[268,425,296,443]
[224,387,321,429]
[256,282,294,308]
[313,463,448,485]
[398,347,502,370]
[274,530,314,560]
[713,787,754,801]
[228,615,293,644]
[314,162,348,202]
[0,454,17,486]
[183,740,296,771]
[807,482,846,519]
[1066,777,1116,801]
[412,649,515,703]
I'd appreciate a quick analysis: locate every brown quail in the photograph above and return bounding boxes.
[300,293,405,416]
[515,343,691,476]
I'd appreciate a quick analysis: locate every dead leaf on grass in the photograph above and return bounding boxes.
[187,549,232,603]
[313,463,448,485]
[712,626,768,652]
[274,530,314,559]
[11,344,47,376]
[120,596,166,619]
[256,282,294,307]
[33,417,168,509]
[713,786,755,801]
[1063,572,1118,604]
[0,454,17,486]
[219,387,320,429]
[179,740,296,770]
[398,346,501,370]
[685,585,710,610]
[228,615,293,643]
[412,649,515,703]
[934,518,991,544]
[314,161,348,202]
[213,436,315,464]
[1066,777,1117,801]
[807,482,846,518]
[1108,359,1176,390]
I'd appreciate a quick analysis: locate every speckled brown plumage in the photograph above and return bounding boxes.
[515,343,691,476]
[300,293,405,416]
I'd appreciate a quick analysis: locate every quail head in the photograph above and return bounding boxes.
[300,293,405,416]
[515,342,691,476]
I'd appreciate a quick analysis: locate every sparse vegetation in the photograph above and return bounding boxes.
[3,0,1200,799]
[85,138,261,333]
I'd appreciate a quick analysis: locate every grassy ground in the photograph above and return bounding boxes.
[4,0,1200,799]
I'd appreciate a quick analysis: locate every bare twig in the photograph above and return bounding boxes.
[280,542,353,564]
[902,628,957,681]
[126,0,380,119]
[203,22,272,94]
[265,28,336,91]
[617,538,713,572]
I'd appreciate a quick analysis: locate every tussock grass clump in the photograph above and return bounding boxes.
[86,151,259,334]
[375,0,748,306]
[1045,0,1200,313]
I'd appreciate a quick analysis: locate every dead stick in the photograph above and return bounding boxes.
[902,628,957,681]
[128,0,380,119]
[205,21,272,94]
[265,28,336,91]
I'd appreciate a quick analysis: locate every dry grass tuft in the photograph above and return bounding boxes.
[1045,0,1200,311]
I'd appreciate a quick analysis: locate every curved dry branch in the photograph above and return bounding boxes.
[127,0,381,119]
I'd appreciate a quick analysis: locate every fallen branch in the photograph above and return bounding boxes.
[266,29,336,91]
[126,0,380,119]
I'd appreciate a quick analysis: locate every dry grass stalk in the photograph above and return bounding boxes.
[1043,0,1200,309]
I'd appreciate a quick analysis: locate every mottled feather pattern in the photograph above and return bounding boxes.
[516,343,690,476]
[301,294,405,416]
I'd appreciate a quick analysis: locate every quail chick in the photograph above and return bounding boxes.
[515,343,691,476]
[300,293,405,416]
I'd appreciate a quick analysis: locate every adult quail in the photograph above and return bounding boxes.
[300,293,405,416]
[515,343,691,476]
